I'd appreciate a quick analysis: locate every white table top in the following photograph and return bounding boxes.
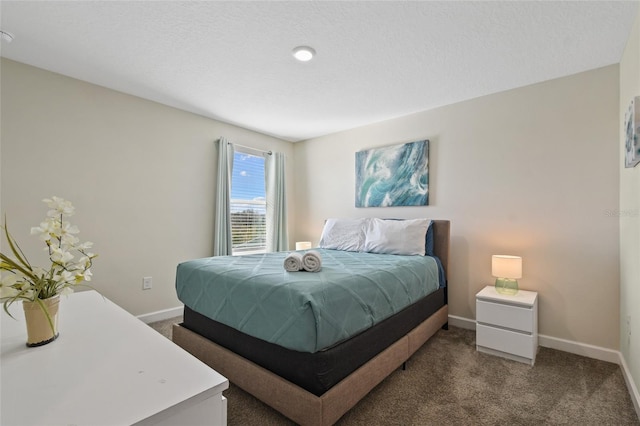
[476,285,538,307]
[1,291,228,426]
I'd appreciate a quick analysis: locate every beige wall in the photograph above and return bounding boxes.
[0,56,624,353]
[0,58,294,315]
[620,5,640,406]
[294,65,620,349]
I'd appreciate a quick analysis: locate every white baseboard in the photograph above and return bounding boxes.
[448,315,640,419]
[537,334,620,364]
[448,315,476,330]
[448,315,620,363]
[619,352,640,419]
[137,306,183,324]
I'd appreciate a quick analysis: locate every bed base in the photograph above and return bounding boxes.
[172,304,448,426]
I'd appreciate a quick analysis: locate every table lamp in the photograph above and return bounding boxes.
[492,255,522,295]
[296,241,312,250]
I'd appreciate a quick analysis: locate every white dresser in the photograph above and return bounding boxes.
[1,291,228,425]
[476,285,538,365]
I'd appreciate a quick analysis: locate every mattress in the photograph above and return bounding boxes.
[176,249,441,353]
[182,286,446,396]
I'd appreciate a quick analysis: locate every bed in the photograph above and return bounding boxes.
[172,219,450,425]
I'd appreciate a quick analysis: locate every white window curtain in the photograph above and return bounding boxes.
[213,137,234,256]
[265,151,288,252]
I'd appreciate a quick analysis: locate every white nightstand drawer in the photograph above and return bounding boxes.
[476,323,535,359]
[476,300,533,333]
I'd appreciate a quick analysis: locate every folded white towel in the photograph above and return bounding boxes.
[302,250,322,272]
[284,252,303,272]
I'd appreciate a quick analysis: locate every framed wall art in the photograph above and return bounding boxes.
[355,139,429,207]
[625,96,640,168]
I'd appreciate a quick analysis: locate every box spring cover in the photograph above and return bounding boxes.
[182,287,445,396]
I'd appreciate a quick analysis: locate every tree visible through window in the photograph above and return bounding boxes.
[231,150,266,255]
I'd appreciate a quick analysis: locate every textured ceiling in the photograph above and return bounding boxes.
[0,1,637,142]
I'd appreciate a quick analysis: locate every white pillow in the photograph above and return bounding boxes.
[319,218,368,252]
[363,218,431,256]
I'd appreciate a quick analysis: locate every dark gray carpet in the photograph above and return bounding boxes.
[148,317,639,425]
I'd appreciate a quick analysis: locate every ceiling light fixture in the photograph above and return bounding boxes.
[0,30,14,43]
[292,46,315,62]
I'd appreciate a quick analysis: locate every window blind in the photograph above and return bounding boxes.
[230,152,266,255]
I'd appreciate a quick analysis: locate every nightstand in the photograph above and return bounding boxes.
[476,285,538,365]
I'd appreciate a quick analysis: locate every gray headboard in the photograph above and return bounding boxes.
[431,220,450,279]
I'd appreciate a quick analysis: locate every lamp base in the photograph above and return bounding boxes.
[495,278,519,295]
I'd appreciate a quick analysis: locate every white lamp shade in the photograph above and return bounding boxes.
[296,241,312,250]
[491,255,522,279]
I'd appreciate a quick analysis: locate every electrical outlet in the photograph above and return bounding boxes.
[143,276,152,290]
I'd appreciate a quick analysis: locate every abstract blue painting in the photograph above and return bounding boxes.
[355,140,429,207]
[625,96,640,168]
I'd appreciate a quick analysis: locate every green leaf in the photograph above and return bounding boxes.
[0,253,37,282]
[2,217,33,271]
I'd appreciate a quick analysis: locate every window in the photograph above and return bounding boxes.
[230,149,266,255]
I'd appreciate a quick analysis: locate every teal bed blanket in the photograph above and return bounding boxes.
[176,249,440,353]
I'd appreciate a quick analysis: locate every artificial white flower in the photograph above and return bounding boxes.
[61,222,79,235]
[1,197,97,307]
[60,234,80,249]
[0,285,19,299]
[44,196,75,217]
[50,247,74,265]
[60,287,74,296]
[59,270,74,283]
[31,220,58,242]
[76,241,94,251]
[0,273,18,287]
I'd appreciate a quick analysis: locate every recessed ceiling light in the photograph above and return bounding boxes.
[292,46,315,62]
[0,30,14,43]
